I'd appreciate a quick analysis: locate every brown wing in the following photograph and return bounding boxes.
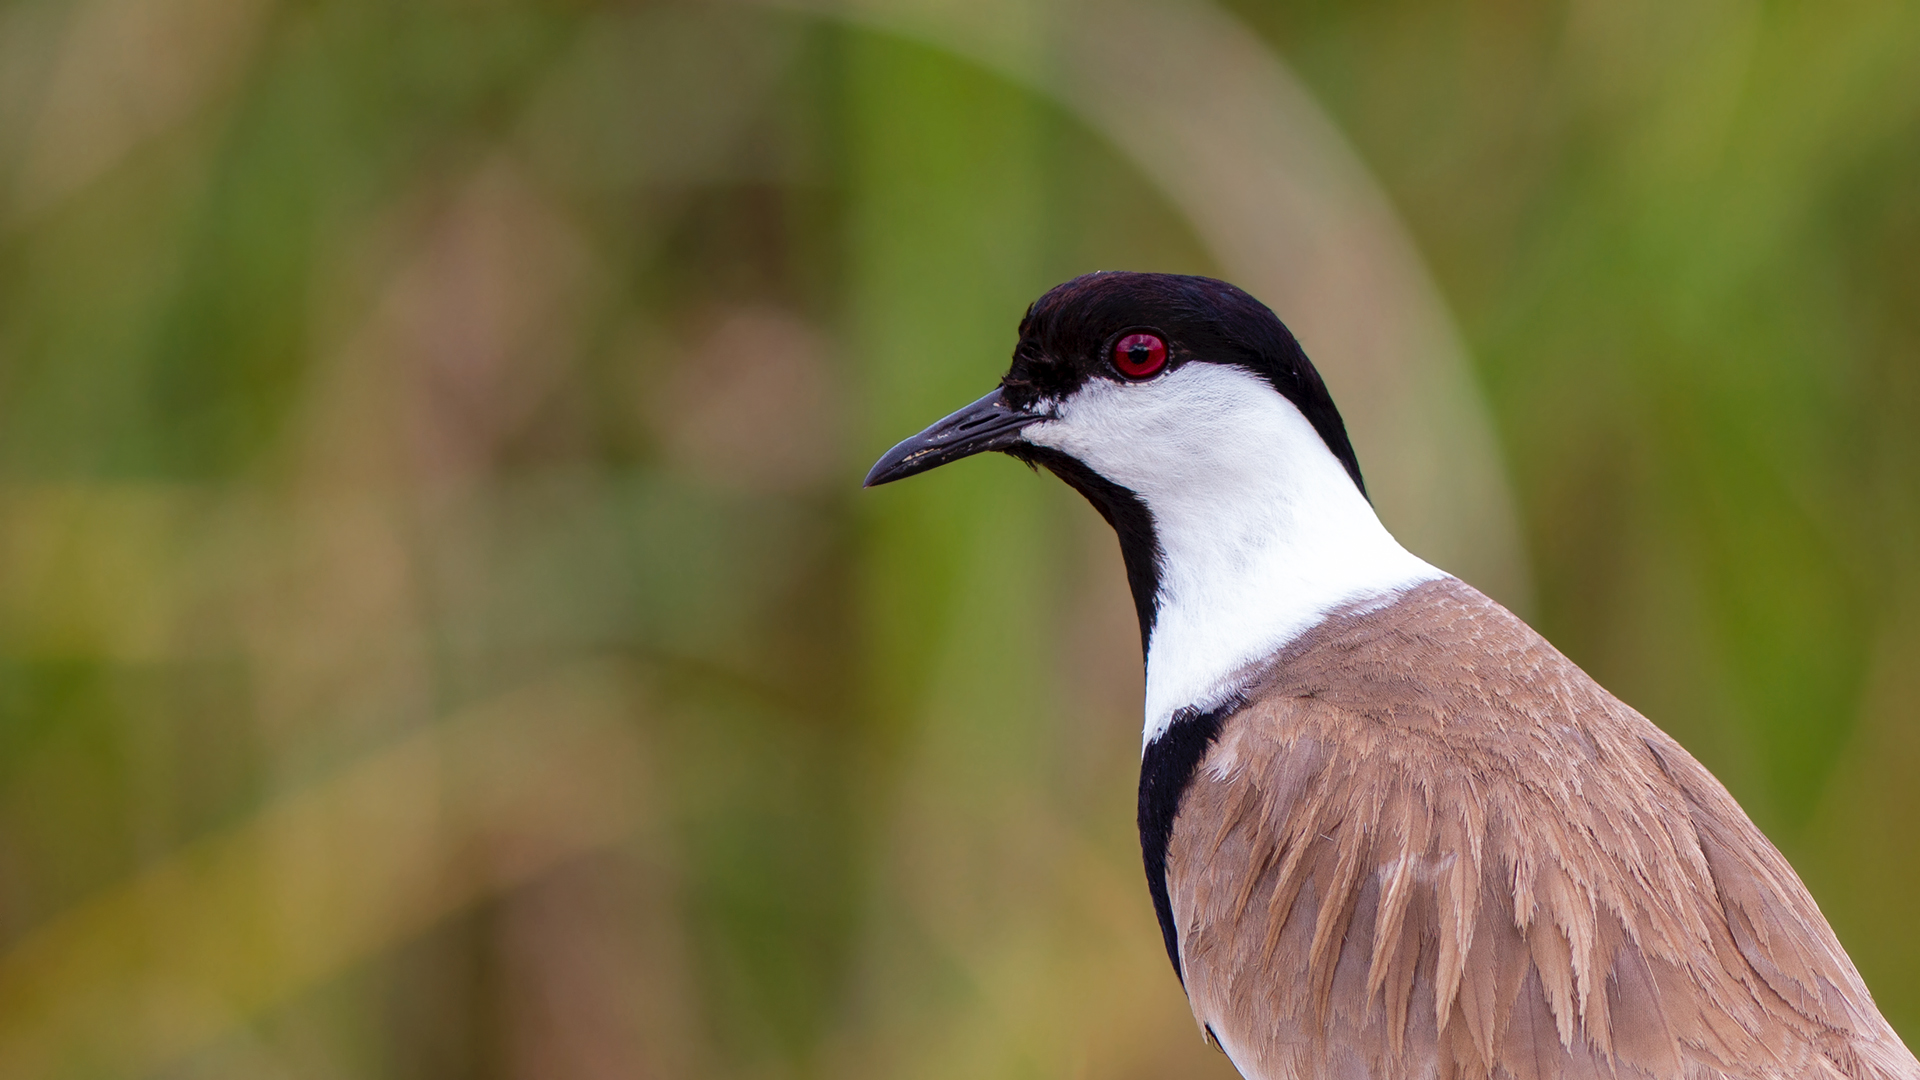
[1167,579,1917,1080]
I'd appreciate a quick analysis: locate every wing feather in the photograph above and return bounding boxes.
[1168,579,1917,1080]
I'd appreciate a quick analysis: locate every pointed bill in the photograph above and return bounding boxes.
[864,388,1040,487]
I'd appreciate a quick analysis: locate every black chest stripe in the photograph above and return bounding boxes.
[1138,700,1238,985]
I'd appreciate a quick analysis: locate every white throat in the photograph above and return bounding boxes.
[1023,363,1444,747]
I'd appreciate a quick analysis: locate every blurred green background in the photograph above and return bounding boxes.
[0,0,1916,1076]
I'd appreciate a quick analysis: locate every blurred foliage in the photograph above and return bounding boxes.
[0,0,1914,1077]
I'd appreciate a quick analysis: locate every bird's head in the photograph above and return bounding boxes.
[867,272,1433,728]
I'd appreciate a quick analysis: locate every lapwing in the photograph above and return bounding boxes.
[864,272,1918,1080]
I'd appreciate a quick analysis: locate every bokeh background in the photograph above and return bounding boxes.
[0,0,1916,1076]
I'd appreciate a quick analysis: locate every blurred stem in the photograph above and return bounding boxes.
[843,28,1079,1078]
[845,30,1051,739]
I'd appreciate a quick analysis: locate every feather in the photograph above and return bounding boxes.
[1163,578,1919,1080]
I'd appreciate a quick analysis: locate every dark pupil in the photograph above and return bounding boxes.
[1129,345,1150,365]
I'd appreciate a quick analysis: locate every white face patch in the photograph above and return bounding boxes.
[1022,363,1444,747]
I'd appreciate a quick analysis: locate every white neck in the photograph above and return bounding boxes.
[1023,364,1444,747]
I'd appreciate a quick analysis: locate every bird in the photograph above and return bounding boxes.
[863,272,1919,1080]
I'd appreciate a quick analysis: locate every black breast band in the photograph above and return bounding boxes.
[1137,699,1238,985]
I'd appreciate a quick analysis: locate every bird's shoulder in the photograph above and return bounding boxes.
[1168,577,1917,1080]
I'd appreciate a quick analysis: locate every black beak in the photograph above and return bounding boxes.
[864,388,1040,487]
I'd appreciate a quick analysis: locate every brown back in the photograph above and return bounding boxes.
[1169,578,1917,1080]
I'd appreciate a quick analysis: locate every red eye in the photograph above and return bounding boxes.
[1113,333,1167,379]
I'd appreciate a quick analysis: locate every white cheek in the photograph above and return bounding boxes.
[1030,371,1314,498]
[1026,364,1443,745]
